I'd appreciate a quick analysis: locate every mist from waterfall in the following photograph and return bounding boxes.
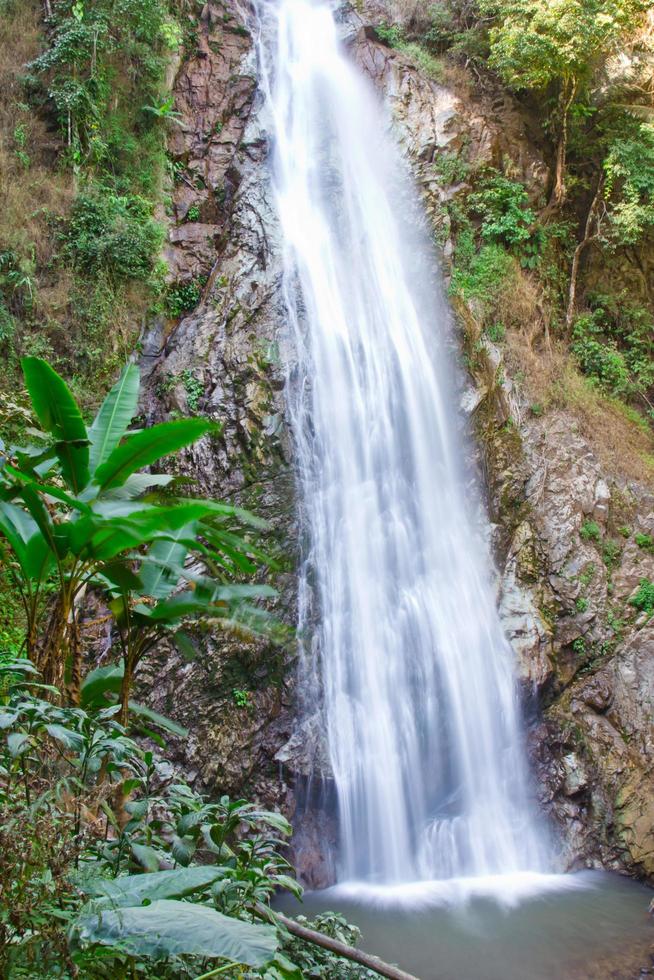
[259,0,547,884]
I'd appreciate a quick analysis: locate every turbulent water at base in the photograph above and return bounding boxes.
[261,0,547,883]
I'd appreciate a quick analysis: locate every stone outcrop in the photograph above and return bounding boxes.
[137,1,299,818]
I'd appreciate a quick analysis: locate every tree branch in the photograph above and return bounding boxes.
[259,905,421,980]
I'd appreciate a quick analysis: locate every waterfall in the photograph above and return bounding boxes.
[261,0,547,884]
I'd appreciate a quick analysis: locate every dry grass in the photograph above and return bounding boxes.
[505,329,654,484]
[0,1,74,317]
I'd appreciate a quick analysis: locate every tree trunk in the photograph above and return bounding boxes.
[565,176,605,332]
[264,906,421,980]
[119,656,133,728]
[34,594,67,691]
[547,78,577,211]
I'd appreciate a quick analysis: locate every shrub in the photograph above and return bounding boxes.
[635,533,653,550]
[571,315,630,395]
[468,173,535,247]
[434,151,471,184]
[166,280,202,318]
[374,21,403,46]
[629,578,654,617]
[398,42,445,80]
[450,243,515,307]
[63,191,163,283]
[580,520,601,542]
[602,539,621,570]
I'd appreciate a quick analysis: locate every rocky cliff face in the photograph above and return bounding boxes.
[138,0,654,886]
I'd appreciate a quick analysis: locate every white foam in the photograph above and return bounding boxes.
[321,872,597,910]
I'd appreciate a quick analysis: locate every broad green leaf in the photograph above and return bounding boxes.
[45,724,86,753]
[170,835,195,866]
[0,502,31,572]
[21,357,90,492]
[81,664,124,708]
[141,526,193,599]
[147,591,217,623]
[73,899,278,966]
[94,418,216,491]
[102,472,175,500]
[173,630,198,662]
[24,533,55,580]
[7,731,30,757]
[3,463,91,514]
[96,560,143,593]
[70,504,223,561]
[130,842,161,872]
[128,700,188,737]
[82,867,224,906]
[0,500,38,543]
[246,811,293,836]
[18,485,63,558]
[88,364,140,475]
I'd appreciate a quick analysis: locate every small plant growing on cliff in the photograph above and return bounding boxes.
[572,637,586,656]
[602,539,621,570]
[232,687,252,709]
[186,204,200,222]
[374,21,403,46]
[486,322,506,343]
[629,578,654,618]
[182,368,204,412]
[580,519,601,542]
[166,279,203,318]
[575,597,589,613]
[635,532,653,550]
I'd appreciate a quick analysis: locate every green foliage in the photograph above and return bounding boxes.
[575,596,589,613]
[485,322,506,343]
[0,670,296,977]
[635,532,653,549]
[186,204,201,222]
[572,637,586,655]
[232,687,252,709]
[604,123,654,245]
[602,538,621,570]
[629,578,654,616]
[450,243,516,308]
[468,173,535,247]
[63,191,163,283]
[571,299,654,403]
[30,0,180,168]
[0,358,277,711]
[73,900,279,968]
[398,42,444,81]
[281,913,379,979]
[166,280,203,318]
[580,520,601,542]
[434,151,471,185]
[182,369,204,412]
[480,0,644,94]
[374,21,403,46]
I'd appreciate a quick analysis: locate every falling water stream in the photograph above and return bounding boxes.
[264,0,544,884]
[254,0,654,974]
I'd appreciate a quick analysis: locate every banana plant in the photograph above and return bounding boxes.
[0,358,276,707]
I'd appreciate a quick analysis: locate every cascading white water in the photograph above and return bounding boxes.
[262,0,547,884]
